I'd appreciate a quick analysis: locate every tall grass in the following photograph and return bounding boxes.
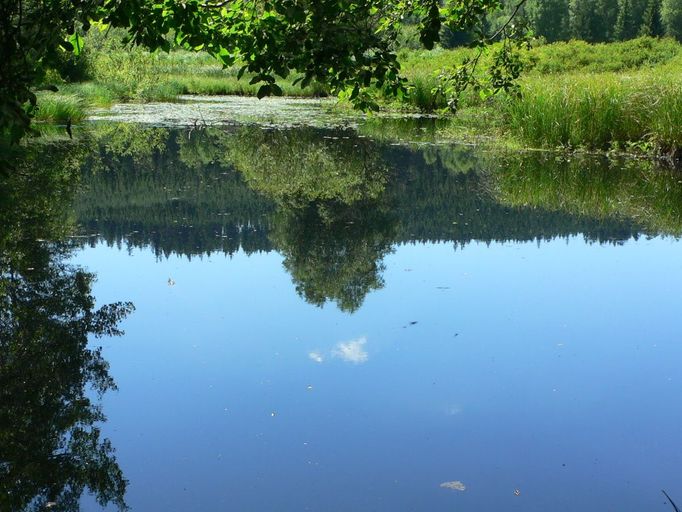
[88,48,329,100]
[504,72,682,154]
[393,36,682,113]
[33,94,86,123]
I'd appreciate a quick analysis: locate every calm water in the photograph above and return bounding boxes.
[2,110,682,511]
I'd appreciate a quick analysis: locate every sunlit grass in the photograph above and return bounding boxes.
[505,72,682,154]
[33,36,682,156]
[33,93,86,123]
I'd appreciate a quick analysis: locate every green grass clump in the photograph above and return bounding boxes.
[33,94,86,123]
[504,72,682,154]
[140,81,185,102]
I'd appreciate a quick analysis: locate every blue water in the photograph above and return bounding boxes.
[4,122,682,511]
[75,235,682,511]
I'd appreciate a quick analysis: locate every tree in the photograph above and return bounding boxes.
[662,0,682,39]
[570,0,619,41]
[614,0,637,39]
[639,0,665,36]
[569,0,597,40]
[1,0,530,143]
[526,0,570,42]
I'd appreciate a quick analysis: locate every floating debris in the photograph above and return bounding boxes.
[440,481,466,492]
[663,490,680,512]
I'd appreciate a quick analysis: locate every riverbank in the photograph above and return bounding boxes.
[35,37,682,160]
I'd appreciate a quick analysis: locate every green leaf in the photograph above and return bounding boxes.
[68,33,84,56]
[257,84,271,99]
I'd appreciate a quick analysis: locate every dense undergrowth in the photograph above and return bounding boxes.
[34,34,682,158]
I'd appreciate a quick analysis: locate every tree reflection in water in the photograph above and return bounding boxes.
[272,205,396,313]
[0,145,132,512]
[226,127,396,312]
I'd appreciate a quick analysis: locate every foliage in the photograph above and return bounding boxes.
[514,0,674,43]
[662,0,682,39]
[1,0,536,142]
[639,0,665,36]
[0,145,132,511]
[526,0,570,41]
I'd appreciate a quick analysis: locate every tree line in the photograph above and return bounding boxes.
[522,0,680,43]
[438,0,680,47]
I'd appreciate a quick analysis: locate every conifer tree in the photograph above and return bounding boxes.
[527,0,570,41]
[662,0,682,39]
[570,0,618,41]
[639,0,665,36]
[615,0,637,39]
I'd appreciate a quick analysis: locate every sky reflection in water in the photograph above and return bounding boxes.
[6,121,682,511]
[75,233,682,512]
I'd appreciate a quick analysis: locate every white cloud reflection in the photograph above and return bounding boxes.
[308,351,324,363]
[332,337,368,364]
[440,481,466,491]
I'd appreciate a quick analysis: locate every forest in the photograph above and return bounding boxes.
[482,0,680,44]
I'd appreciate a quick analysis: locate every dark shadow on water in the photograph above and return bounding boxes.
[0,148,133,512]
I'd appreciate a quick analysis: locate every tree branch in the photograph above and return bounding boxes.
[489,0,527,41]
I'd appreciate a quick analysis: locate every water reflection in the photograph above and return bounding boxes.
[9,122,682,511]
[0,150,132,511]
[70,124,682,312]
[272,206,395,312]
[332,337,369,364]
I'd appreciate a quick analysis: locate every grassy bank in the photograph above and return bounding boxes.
[505,70,682,157]
[391,37,682,157]
[36,36,682,158]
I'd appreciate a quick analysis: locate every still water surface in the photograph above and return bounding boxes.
[3,107,682,511]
